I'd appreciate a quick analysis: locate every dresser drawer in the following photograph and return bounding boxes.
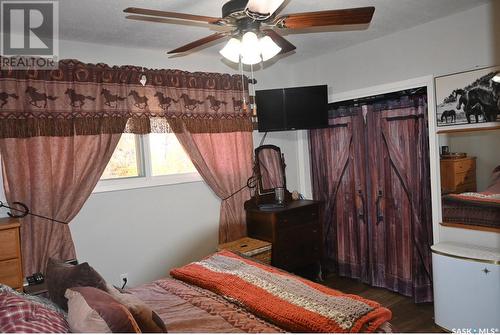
[453,170,476,186]
[0,228,20,261]
[276,206,319,229]
[0,259,22,289]
[273,224,321,269]
[453,159,475,174]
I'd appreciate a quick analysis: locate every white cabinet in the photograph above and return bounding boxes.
[432,242,500,331]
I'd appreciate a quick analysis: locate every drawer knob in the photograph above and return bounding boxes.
[482,268,490,275]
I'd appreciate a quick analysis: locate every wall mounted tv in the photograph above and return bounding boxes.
[255,85,328,132]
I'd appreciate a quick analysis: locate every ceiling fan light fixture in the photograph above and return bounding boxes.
[220,37,241,63]
[240,31,261,65]
[260,36,281,61]
[241,53,262,65]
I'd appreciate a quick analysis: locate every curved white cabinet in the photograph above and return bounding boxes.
[432,242,500,332]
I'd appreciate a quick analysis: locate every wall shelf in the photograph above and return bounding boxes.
[441,221,500,234]
[437,123,500,134]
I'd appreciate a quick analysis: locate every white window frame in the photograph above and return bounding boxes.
[93,134,202,193]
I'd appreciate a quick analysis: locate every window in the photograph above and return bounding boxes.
[101,134,142,180]
[95,133,200,192]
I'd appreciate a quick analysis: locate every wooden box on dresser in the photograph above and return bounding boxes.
[0,217,23,291]
[440,157,476,194]
[244,199,322,273]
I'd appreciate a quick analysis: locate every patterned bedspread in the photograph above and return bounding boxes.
[129,278,284,333]
[444,192,500,206]
[171,250,392,333]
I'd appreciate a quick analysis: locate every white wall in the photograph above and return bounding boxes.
[290,2,500,249]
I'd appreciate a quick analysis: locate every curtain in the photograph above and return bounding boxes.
[174,130,253,243]
[0,58,251,274]
[0,134,121,275]
[310,95,433,303]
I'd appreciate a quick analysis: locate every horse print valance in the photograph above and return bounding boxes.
[0,58,251,138]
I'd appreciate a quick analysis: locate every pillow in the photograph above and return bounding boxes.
[65,287,141,333]
[0,285,69,333]
[106,284,167,333]
[46,258,107,311]
[486,165,500,193]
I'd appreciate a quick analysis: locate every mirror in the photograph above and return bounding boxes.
[255,145,286,195]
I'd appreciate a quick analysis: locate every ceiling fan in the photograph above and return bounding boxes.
[124,0,375,65]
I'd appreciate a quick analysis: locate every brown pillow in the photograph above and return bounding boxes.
[106,284,167,333]
[65,287,141,333]
[486,165,500,193]
[46,258,107,311]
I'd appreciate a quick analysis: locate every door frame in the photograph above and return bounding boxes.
[296,75,441,244]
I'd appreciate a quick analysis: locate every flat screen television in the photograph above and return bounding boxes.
[255,85,328,132]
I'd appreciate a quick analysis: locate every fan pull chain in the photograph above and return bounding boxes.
[239,57,247,112]
[250,63,256,115]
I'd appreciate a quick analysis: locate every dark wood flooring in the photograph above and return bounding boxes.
[323,274,444,333]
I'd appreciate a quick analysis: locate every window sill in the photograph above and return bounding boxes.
[93,172,203,193]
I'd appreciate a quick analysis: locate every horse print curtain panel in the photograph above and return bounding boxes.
[0,58,251,138]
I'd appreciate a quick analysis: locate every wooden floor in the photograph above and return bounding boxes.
[323,274,444,333]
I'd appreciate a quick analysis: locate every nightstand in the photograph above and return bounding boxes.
[0,217,23,291]
[218,237,272,265]
[440,157,477,194]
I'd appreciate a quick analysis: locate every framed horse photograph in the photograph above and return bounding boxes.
[435,65,500,128]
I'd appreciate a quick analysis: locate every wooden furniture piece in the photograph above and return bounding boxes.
[218,237,272,265]
[244,199,322,272]
[0,217,23,291]
[431,242,500,330]
[440,156,477,194]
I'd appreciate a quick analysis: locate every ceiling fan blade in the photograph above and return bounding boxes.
[275,7,375,29]
[263,29,296,54]
[246,0,286,17]
[124,7,223,24]
[125,15,234,30]
[167,32,228,54]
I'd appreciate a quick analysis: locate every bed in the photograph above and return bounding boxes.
[442,165,500,229]
[0,251,394,333]
[442,192,500,228]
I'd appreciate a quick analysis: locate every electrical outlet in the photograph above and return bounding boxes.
[120,273,128,286]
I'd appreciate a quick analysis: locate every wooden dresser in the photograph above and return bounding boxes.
[245,199,322,272]
[440,157,477,194]
[0,217,23,291]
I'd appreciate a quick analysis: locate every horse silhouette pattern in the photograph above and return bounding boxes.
[232,97,245,112]
[154,92,178,111]
[11,87,246,113]
[179,93,204,111]
[128,90,149,109]
[440,110,456,123]
[206,95,227,112]
[0,92,19,108]
[65,89,96,108]
[101,88,126,107]
[25,87,58,108]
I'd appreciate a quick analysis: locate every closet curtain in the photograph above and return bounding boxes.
[310,94,433,303]
[0,59,251,274]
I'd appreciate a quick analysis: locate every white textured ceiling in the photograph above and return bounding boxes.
[59,0,490,59]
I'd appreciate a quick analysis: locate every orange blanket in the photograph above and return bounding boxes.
[171,250,391,333]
